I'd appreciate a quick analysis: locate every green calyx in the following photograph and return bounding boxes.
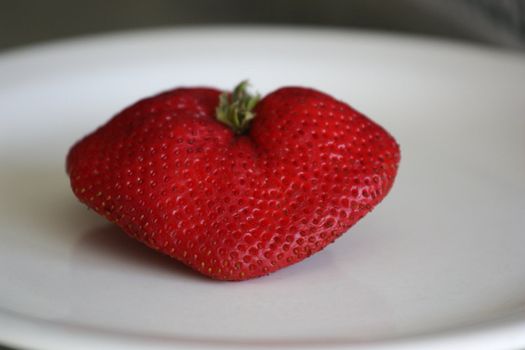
[216,80,260,135]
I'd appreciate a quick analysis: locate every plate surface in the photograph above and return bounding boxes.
[1,27,525,350]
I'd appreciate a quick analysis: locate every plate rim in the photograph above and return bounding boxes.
[2,305,525,350]
[1,24,524,65]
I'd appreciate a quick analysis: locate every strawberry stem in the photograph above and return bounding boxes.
[216,81,260,135]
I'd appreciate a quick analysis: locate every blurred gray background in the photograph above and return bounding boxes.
[1,0,525,53]
[0,0,524,349]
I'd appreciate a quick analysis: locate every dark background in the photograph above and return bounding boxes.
[1,0,525,53]
[1,1,524,349]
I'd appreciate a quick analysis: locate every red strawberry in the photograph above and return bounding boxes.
[67,81,400,281]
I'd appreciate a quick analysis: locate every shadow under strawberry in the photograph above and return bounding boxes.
[73,224,208,282]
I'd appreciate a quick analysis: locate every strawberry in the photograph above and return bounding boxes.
[67,81,400,281]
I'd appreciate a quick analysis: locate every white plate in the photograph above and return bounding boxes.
[1,27,525,350]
